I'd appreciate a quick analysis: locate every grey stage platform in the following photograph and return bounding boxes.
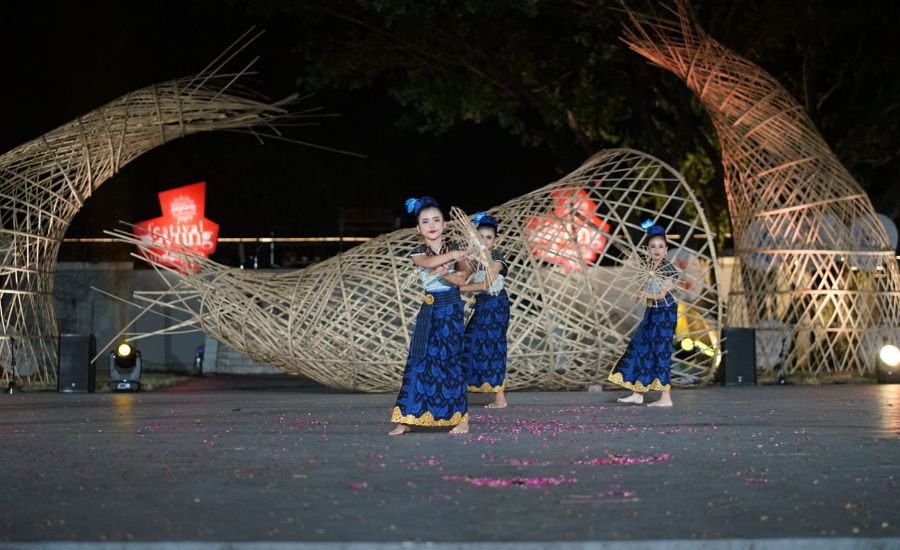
[2,375,899,550]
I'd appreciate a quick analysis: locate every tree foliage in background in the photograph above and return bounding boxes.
[235,0,900,248]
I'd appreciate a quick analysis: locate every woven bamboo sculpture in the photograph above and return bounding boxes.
[114,148,723,392]
[621,1,900,375]
[0,36,298,385]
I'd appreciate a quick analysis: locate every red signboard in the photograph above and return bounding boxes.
[133,182,219,270]
[524,186,611,272]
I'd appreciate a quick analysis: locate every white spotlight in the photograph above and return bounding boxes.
[879,345,900,368]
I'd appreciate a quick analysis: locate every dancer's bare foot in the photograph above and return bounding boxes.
[388,423,411,436]
[616,392,644,404]
[647,391,673,407]
[449,420,469,435]
[485,391,508,409]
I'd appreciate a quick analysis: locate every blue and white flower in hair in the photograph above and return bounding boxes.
[472,212,487,225]
[640,219,655,231]
[405,196,440,216]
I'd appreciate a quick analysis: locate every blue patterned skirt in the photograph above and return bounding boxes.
[391,289,467,426]
[608,299,677,392]
[463,290,510,393]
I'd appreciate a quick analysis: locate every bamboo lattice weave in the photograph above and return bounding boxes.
[0,40,300,384]
[119,148,723,392]
[621,1,900,375]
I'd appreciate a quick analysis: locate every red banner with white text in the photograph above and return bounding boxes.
[524,186,611,272]
[133,182,219,270]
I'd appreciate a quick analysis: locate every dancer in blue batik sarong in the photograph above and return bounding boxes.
[608,220,678,407]
[390,196,471,435]
[454,212,510,409]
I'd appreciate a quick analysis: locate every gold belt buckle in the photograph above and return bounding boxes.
[647,299,654,308]
[424,294,435,305]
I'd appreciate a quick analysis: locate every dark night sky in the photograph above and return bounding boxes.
[3,1,897,265]
[0,1,561,246]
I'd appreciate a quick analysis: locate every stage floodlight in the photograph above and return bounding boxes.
[876,344,900,384]
[115,343,136,367]
[109,342,142,392]
[879,345,900,368]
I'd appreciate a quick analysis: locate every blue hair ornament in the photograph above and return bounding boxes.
[473,212,499,231]
[405,196,440,216]
[647,225,666,239]
[641,219,666,239]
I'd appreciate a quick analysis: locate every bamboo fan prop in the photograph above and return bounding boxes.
[113,148,723,392]
[0,32,304,385]
[398,207,494,291]
[447,206,499,293]
[622,0,900,376]
[610,239,682,305]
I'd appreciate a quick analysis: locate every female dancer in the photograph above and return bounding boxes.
[454,213,510,408]
[389,196,470,435]
[608,220,678,407]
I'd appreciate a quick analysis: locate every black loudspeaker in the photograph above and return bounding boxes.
[57,334,96,393]
[722,327,756,386]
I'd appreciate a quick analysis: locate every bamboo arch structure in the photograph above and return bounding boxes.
[621,1,900,375]
[112,148,723,392]
[0,35,300,385]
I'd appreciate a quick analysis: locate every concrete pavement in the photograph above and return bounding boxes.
[2,375,899,549]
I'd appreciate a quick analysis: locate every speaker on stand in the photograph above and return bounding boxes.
[722,327,756,386]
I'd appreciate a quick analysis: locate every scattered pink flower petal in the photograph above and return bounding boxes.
[442,475,576,488]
